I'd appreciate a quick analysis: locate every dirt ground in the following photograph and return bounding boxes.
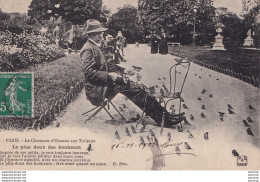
[1,44,259,170]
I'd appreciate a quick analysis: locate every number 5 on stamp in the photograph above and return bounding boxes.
[0,72,33,117]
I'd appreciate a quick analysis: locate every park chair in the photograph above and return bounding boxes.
[137,58,190,134]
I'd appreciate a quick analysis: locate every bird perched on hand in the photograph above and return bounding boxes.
[184,142,192,150]
[167,132,171,142]
[125,127,131,136]
[204,132,209,140]
[201,105,206,109]
[201,112,206,118]
[232,150,239,157]
[248,105,256,110]
[131,125,137,134]
[247,128,254,136]
[115,131,120,140]
[243,120,251,127]
[247,117,254,123]
[183,104,189,109]
[190,114,194,120]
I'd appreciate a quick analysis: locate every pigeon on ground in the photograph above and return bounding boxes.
[227,104,234,110]
[187,130,194,138]
[201,89,206,94]
[177,125,183,132]
[228,109,235,114]
[248,105,256,110]
[55,122,60,127]
[232,150,239,157]
[149,129,155,136]
[170,105,175,110]
[154,84,159,88]
[184,142,192,150]
[201,105,206,109]
[132,65,142,71]
[216,78,219,81]
[190,114,194,120]
[131,125,137,133]
[204,132,209,140]
[122,103,127,109]
[163,77,166,80]
[220,117,224,121]
[158,77,161,80]
[195,73,197,76]
[198,97,202,101]
[175,147,181,155]
[247,117,254,123]
[87,144,92,152]
[209,74,211,77]
[125,127,131,136]
[115,131,120,140]
[139,125,146,133]
[218,112,225,117]
[167,132,171,141]
[181,97,185,102]
[209,94,213,98]
[183,104,189,109]
[199,76,201,79]
[119,106,124,112]
[247,128,254,136]
[201,112,206,118]
[243,120,251,127]
[146,135,151,142]
[184,117,191,125]
[140,136,146,147]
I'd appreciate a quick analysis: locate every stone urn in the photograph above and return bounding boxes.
[212,26,226,50]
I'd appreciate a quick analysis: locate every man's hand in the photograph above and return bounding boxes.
[108,72,122,81]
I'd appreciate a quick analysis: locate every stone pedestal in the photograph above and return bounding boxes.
[243,36,254,47]
[212,34,226,50]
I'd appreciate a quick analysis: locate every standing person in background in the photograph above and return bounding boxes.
[150,31,159,54]
[159,31,168,55]
[66,25,75,54]
[53,25,60,46]
[116,31,126,56]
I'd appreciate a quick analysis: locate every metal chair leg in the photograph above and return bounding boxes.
[82,105,99,115]
[85,106,104,122]
[109,101,126,120]
[103,106,115,120]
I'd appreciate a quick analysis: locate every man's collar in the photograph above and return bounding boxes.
[88,38,101,47]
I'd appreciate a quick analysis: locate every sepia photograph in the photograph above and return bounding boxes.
[0,0,259,172]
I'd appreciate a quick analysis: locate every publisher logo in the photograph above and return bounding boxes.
[237,155,248,166]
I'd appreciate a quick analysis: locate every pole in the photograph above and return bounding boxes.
[192,14,196,45]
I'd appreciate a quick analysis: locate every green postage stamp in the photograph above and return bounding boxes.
[0,72,33,117]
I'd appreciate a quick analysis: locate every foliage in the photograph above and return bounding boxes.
[138,0,216,45]
[28,0,105,25]
[107,5,143,43]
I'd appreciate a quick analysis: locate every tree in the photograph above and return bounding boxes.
[107,5,143,43]
[28,0,105,25]
[138,0,216,45]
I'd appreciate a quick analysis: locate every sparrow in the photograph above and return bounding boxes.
[209,94,213,98]
[247,128,254,136]
[178,72,181,74]
[177,125,183,132]
[187,130,194,138]
[220,117,224,121]
[131,125,137,134]
[55,122,60,127]
[201,105,206,109]
[154,84,159,88]
[87,144,92,152]
[115,131,120,140]
[167,132,171,141]
[218,112,225,117]
[184,117,191,125]
[132,65,142,71]
[190,114,194,120]
[195,73,197,76]
[158,77,161,80]
[160,88,164,96]
[228,109,235,114]
[232,150,239,157]
[243,120,251,127]
[247,117,254,123]
[125,127,131,136]
[170,104,175,110]
[163,77,166,80]
[198,97,202,101]
[199,76,201,79]
[175,147,181,155]
[216,78,219,81]
[204,132,209,140]
[153,136,159,147]
[201,89,206,94]
[180,97,185,102]
[122,103,127,109]
[183,104,189,109]
[146,135,151,142]
[184,142,192,150]
[140,136,146,147]
[248,105,256,110]
[209,74,211,77]
[201,112,206,118]
[227,104,234,110]
[149,129,155,136]
[139,125,146,133]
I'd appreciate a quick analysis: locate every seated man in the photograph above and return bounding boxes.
[80,19,187,128]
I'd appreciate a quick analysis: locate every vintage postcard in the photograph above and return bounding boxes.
[0,0,259,171]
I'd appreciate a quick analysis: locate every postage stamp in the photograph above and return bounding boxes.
[0,72,33,117]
